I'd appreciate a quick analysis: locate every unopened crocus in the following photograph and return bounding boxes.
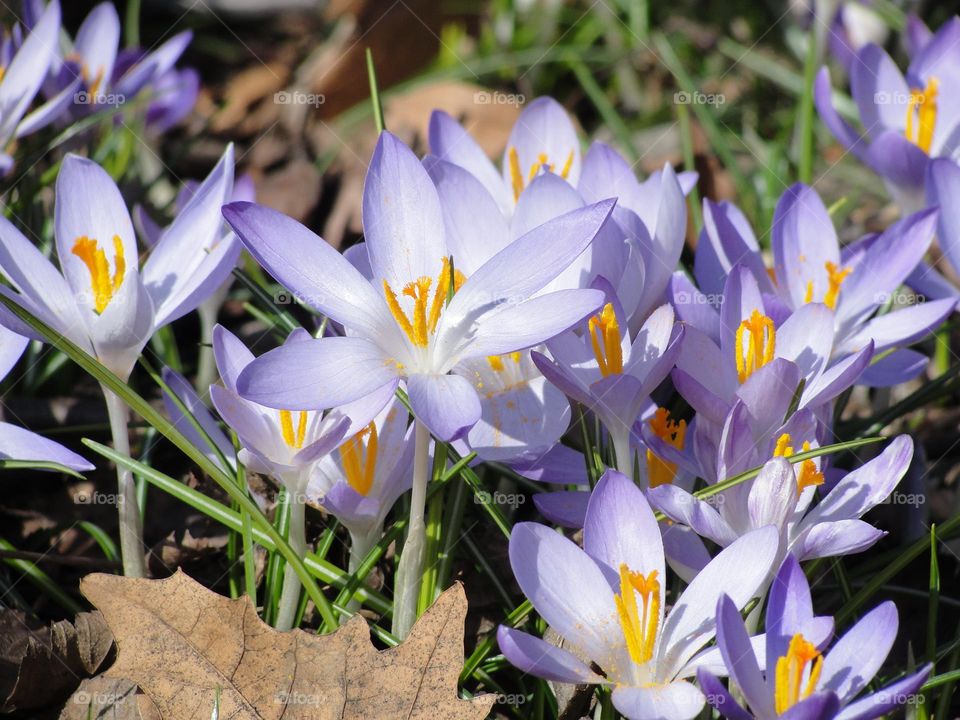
[681,184,953,386]
[533,281,682,478]
[0,147,239,577]
[0,1,79,174]
[699,555,930,719]
[210,324,395,630]
[650,435,914,575]
[0,324,93,472]
[498,470,779,720]
[222,131,611,638]
[814,16,960,211]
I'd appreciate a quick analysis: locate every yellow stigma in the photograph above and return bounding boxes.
[339,422,378,496]
[383,256,465,349]
[487,352,522,372]
[0,67,6,84]
[507,145,575,201]
[588,303,623,377]
[279,409,308,449]
[646,407,686,488]
[773,435,825,494]
[71,235,126,314]
[614,564,660,666]
[803,261,852,310]
[735,309,775,383]
[905,76,939,153]
[774,633,823,714]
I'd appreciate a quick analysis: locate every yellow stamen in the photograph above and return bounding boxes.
[0,67,6,84]
[804,261,852,310]
[559,150,575,180]
[588,303,623,377]
[383,257,465,348]
[614,564,660,665]
[773,435,825,494]
[506,145,576,201]
[71,235,126,314]
[646,407,686,488]
[905,76,939,154]
[279,409,308,449]
[735,309,775,383]
[774,634,823,714]
[339,422,378,496]
[486,351,522,372]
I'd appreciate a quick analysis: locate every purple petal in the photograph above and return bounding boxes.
[716,594,773,716]
[821,601,898,703]
[793,519,886,561]
[236,336,398,410]
[835,664,931,720]
[0,421,94,471]
[407,373,481,441]
[814,67,867,158]
[497,626,606,684]
[503,97,581,187]
[428,110,510,213]
[858,348,928,387]
[697,669,752,720]
[647,484,738,547]
[533,490,589,528]
[611,681,705,720]
[765,554,815,679]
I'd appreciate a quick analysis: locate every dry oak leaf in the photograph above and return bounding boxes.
[80,570,493,720]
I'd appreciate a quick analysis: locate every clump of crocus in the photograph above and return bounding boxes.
[224,131,613,638]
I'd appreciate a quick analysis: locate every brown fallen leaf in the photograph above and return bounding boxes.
[0,610,113,712]
[81,570,493,719]
[59,677,161,720]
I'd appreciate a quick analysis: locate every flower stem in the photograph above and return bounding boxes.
[102,386,146,578]
[346,528,380,613]
[611,427,634,480]
[392,419,431,639]
[275,483,306,631]
[195,298,221,400]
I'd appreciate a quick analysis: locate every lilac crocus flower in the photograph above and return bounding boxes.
[681,184,953,386]
[430,98,695,329]
[38,1,192,119]
[699,555,930,720]
[0,1,79,174]
[814,16,960,210]
[306,394,414,572]
[0,324,93,472]
[224,131,611,443]
[672,267,874,429]
[210,324,394,629]
[533,281,682,478]
[650,435,914,573]
[0,146,239,379]
[498,470,779,720]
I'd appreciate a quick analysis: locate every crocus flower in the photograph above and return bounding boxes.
[497,469,779,720]
[0,0,79,174]
[699,555,930,719]
[672,267,874,435]
[814,16,960,211]
[650,435,914,571]
[306,394,414,571]
[0,324,93,472]
[38,1,192,119]
[680,184,953,386]
[224,131,612,443]
[532,281,682,478]
[430,99,695,329]
[209,324,395,630]
[0,146,239,379]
